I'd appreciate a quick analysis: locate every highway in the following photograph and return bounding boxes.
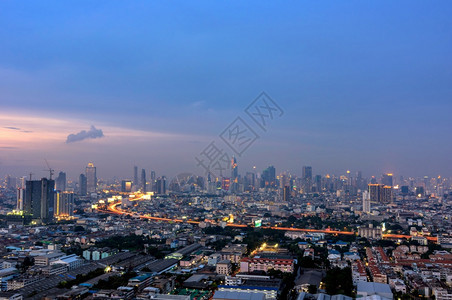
[105,202,355,236]
[103,202,438,242]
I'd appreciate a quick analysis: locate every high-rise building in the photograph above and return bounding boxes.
[54,191,74,218]
[55,171,67,191]
[24,178,55,222]
[121,180,132,193]
[381,173,393,187]
[85,163,97,194]
[16,177,26,211]
[141,169,146,193]
[231,156,238,180]
[156,176,166,194]
[244,172,256,192]
[222,178,231,191]
[314,175,322,192]
[79,174,87,196]
[261,166,276,188]
[17,187,25,211]
[283,185,291,202]
[415,186,425,197]
[151,171,156,192]
[362,190,371,213]
[134,166,138,187]
[382,185,393,203]
[302,166,312,181]
[368,184,381,203]
[368,184,392,204]
[302,166,313,193]
[230,156,239,193]
[356,171,365,190]
[6,175,17,189]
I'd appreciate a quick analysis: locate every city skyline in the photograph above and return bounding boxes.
[1,1,452,178]
[1,161,448,187]
[1,2,452,298]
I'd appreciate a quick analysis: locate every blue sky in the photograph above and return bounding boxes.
[0,1,451,180]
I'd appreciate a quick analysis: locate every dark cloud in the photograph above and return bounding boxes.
[66,125,104,143]
[0,146,18,149]
[4,126,21,130]
[3,127,32,133]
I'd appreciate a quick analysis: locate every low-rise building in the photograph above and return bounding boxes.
[240,257,294,273]
[217,260,232,275]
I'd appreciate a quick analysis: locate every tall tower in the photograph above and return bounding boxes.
[16,177,26,211]
[156,176,166,194]
[151,171,156,192]
[55,171,67,191]
[134,166,138,186]
[362,190,371,213]
[368,184,392,204]
[230,156,238,193]
[24,178,55,222]
[283,185,291,202]
[261,166,276,188]
[85,163,97,194]
[55,191,74,218]
[17,187,25,211]
[79,174,87,195]
[302,166,312,180]
[141,169,146,193]
[231,156,238,180]
[302,166,312,192]
[368,184,381,203]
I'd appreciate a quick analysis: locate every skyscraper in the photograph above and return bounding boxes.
[368,184,392,204]
[54,191,74,218]
[302,166,312,180]
[362,190,371,213]
[314,175,322,192]
[17,186,25,211]
[156,176,166,194]
[134,166,138,187]
[55,171,67,191]
[151,170,156,192]
[85,163,97,194]
[261,166,276,188]
[231,156,238,180]
[302,166,312,193]
[6,175,16,189]
[244,172,256,192]
[79,174,87,196]
[368,184,381,203]
[121,180,132,193]
[24,178,55,222]
[141,169,146,193]
[16,177,26,211]
[283,185,291,202]
[381,173,393,187]
[230,156,238,193]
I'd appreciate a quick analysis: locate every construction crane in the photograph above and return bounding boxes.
[44,159,55,180]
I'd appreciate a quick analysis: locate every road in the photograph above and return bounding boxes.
[104,202,438,242]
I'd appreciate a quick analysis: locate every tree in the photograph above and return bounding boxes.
[324,267,353,296]
[308,284,318,294]
[74,225,85,232]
